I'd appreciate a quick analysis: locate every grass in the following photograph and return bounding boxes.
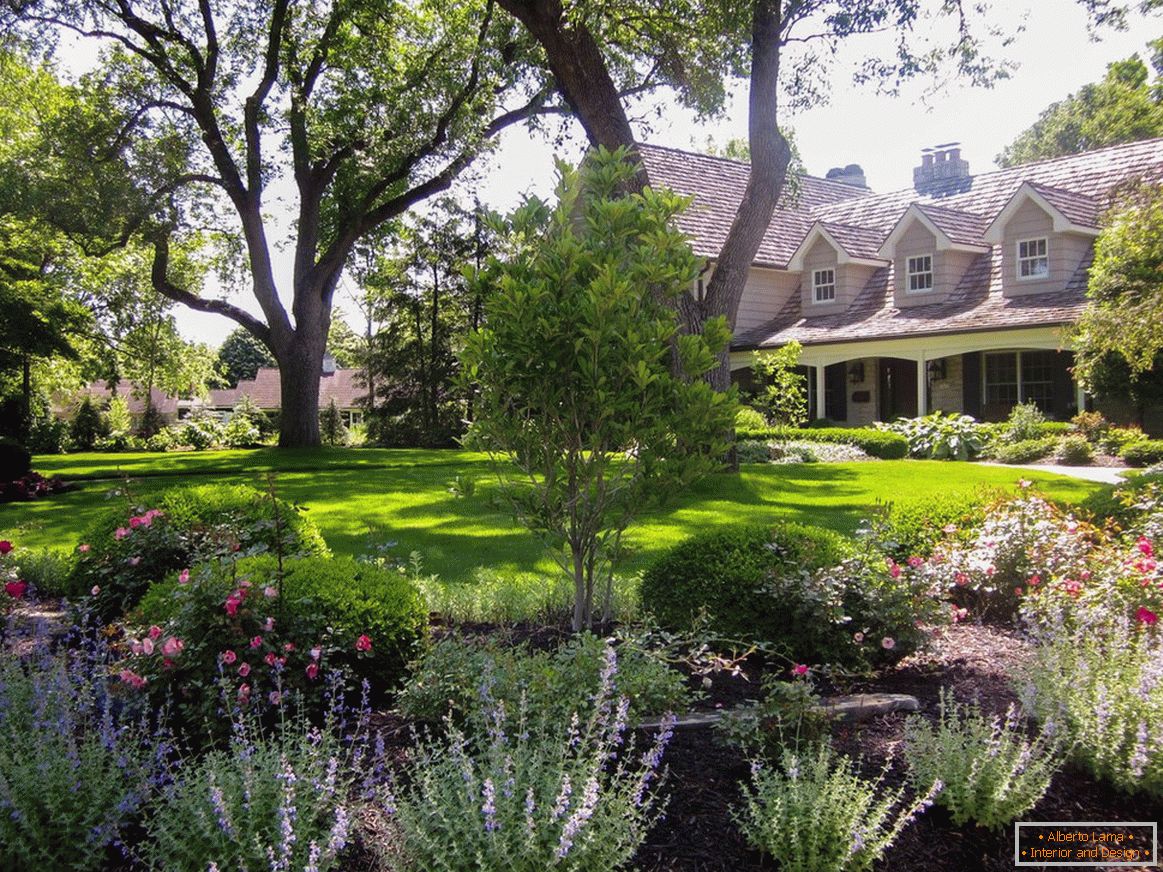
[4,449,1106,585]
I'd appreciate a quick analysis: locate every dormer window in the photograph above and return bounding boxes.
[906,255,934,293]
[812,268,836,303]
[1017,237,1049,280]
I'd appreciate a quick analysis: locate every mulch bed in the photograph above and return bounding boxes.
[635,623,1163,872]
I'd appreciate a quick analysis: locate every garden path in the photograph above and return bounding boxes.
[988,463,1130,484]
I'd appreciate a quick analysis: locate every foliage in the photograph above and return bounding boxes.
[320,398,348,447]
[989,437,1058,464]
[998,41,1163,166]
[69,397,108,450]
[379,643,674,871]
[222,413,262,450]
[716,671,832,758]
[639,524,942,668]
[1018,610,1163,798]
[903,690,1062,829]
[1071,410,1111,443]
[143,687,377,871]
[460,150,736,631]
[396,632,689,728]
[0,636,171,871]
[741,440,874,464]
[1123,438,1163,466]
[734,406,768,431]
[2,544,70,597]
[1101,424,1148,455]
[70,482,328,620]
[876,490,996,561]
[878,412,986,460]
[177,412,227,451]
[135,555,426,722]
[734,426,908,460]
[217,326,274,387]
[1055,434,1095,465]
[0,470,71,502]
[1000,401,1048,444]
[750,342,808,427]
[0,438,30,480]
[735,743,938,872]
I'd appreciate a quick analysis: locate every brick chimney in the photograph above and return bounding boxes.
[825,163,867,188]
[913,143,970,195]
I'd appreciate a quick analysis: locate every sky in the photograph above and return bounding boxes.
[162,0,1159,346]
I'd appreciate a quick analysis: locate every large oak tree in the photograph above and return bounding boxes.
[3,1,565,446]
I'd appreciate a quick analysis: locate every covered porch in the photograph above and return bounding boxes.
[731,326,1084,425]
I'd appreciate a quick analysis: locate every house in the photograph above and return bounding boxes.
[206,355,367,427]
[640,139,1163,428]
[68,381,190,424]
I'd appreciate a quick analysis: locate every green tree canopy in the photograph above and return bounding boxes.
[998,38,1163,166]
[460,149,737,631]
[217,326,275,387]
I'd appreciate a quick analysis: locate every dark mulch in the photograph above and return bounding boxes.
[634,623,1163,872]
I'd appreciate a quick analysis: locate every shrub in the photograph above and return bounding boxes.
[735,426,907,459]
[639,523,850,642]
[144,427,178,452]
[178,413,226,450]
[735,406,768,431]
[1072,410,1110,443]
[770,441,871,463]
[903,690,1061,829]
[5,546,72,598]
[716,671,833,758]
[379,643,673,871]
[751,342,808,427]
[69,482,329,619]
[1001,401,1047,443]
[222,413,262,448]
[143,690,375,871]
[0,637,170,871]
[1123,439,1163,467]
[69,397,108,450]
[1101,425,1147,456]
[989,436,1056,464]
[1018,612,1163,798]
[736,439,773,464]
[878,412,986,460]
[0,437,31,481]
[735,743,938,872]
[0,470,72,502]
[27,415,67,454]
[396,632,689,727]
[877,489,996,560]
[320,398,348,446]
[1055,434,1094,466]
[133,555,426,726]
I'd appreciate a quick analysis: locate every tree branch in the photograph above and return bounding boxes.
[245,0,289,195]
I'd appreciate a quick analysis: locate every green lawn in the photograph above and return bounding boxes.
[3,449,1106,583]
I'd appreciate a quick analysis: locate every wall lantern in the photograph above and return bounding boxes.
[927,359,947,381]
[848,362,865,383]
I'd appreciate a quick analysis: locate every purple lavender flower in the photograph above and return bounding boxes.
[551,774,573,821]
[481,778,499,832]
[556,775,600,858]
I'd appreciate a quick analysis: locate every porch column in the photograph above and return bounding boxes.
[916,351,928,416]
[815,365,827,421]
[1076,383,1087,415]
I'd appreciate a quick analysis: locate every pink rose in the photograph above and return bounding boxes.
[161,637,184,657]
[889,563,901,579]
[4,580,27,599]
[306,663,319,680]
[263,586,277,598]
[907,556,923,568]
[148,625,163,640]
[78,543,91,553]
[853,632,864,643]
[127,556,141,566]
[238,662,251,677]
[283,642,295,653]
[250,635,263,649]
[114,528,129,540]
[880,637,895,650]
[0,540,12,554]
[129,517,142,529]
[178,569,190,584]
[264,652,278,666]
[790,664,809,677]
[130,641,143,655]
[90,585,101,596]
[221,650,237,664]
[1137,606,1158,626]
[269,691,282,706]
[238,683,251,700]
[355,634,372,652]
[309,647,322,660]
[224,596,241,617]
[263,617,275,632]
[119,669,147,690]
[1138,537,1154,559]
[141,637,155,656]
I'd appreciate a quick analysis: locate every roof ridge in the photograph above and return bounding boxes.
[635,140,870,190]
[1025,179,1099,200]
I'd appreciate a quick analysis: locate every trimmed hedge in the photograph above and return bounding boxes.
[736,426,908,460]
[989,437,1057,464]
[1122,439,1163,467]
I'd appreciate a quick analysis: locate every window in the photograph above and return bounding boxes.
[1017,237,1049,280]
[983,350,1059,415]
[906,254,934,293]
[812,268,836,303]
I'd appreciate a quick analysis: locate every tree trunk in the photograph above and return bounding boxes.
[274,336,326,447]
[19,353,31,444]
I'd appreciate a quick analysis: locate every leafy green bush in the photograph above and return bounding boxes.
[0,639,170,871]
[26,415,68,454]
[640,525,936,667]
[735,426,907,459]
[135,555,425,718]
[736,439,773,463]
[69,397,108,450]
[878,412,986,460]
[1055,435,1094,465]
[1001,401,1047,443]
[177,413,226,450]
[1071,411,1110,443]
[989,436,1056,464]
[716,672,832,757]
[877,490,996,560]
[1123,439,1163,467]
[7,546,72,597]
[903,690,1061,829]
[1101,425,1147,456]
[382,643,673,871]
[69,482,328,619]
[736,743,937,872]
[735,406,768,431]
[396,632,689,726]
[0,438,31,481]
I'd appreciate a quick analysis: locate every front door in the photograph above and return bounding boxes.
[878,358,917,421]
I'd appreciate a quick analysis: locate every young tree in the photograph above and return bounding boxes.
[217,327,275,387]
[751,341,807,427]
[998,39,1163,166]
[1074,181,1163,423]
[460,150,737,632]
[3,2,563,447]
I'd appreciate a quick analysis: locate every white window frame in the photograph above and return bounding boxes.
[812,268,836,303]
[1016,237,1049,280]
[906,254,934,293]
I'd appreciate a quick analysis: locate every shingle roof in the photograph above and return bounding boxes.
[819,221,885,260]
[1027,181,1101,228]
[913,204,991,246]
[209,368,366,410]
[80,382,181,416]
